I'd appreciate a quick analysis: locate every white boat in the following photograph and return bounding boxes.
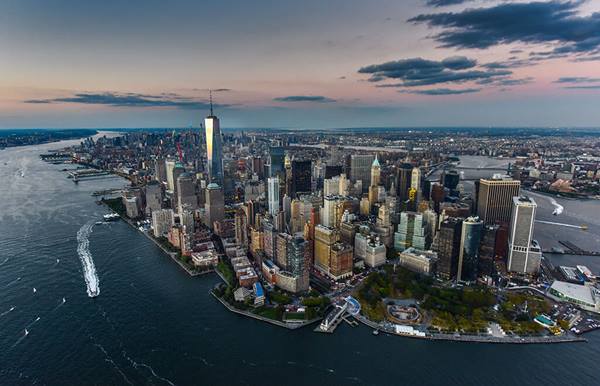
[24,329,29,336]
[103,213,120,222]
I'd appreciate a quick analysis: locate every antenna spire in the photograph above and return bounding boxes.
[209,89,213,116]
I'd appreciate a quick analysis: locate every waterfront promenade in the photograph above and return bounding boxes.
[354,314,586,345]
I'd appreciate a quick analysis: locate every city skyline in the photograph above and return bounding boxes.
[2,0,600,129]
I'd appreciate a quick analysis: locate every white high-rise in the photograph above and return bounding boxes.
[508,196,541,274]
[268,177,280,216]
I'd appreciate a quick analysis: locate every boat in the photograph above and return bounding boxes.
[24,329,29,336]
[103,213,120,222]
[372,329,380,336]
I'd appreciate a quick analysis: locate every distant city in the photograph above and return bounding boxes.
[33,105,600,344]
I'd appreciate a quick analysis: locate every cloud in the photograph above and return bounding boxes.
[24,92,220,109]
[563,85,600,89]
[425,0,473,7]
[273,95,336,102]
[409,1,600,58]
[358,56,510,87]
[400,88,481,95]
[554,76,600,83]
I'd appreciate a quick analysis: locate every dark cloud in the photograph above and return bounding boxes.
[401,88,481,95]
[359,56,510,87]
[554,76,600,83]
[563,85,600,89]
[409,1,600,58]
[273,95,336,102]
[24,92,219,109]
[425,0,473,7]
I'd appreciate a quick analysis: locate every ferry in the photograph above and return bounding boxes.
[103,213,120,222]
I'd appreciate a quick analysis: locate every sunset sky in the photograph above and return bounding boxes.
[1,0,600,128]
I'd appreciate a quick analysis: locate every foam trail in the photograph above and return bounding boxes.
[77,221,100,297]
[94,343,134,386]
[123,351,176,386]
[0,257,8,266]
[25,316,41,329]
[550,198,564,215]
[4,277,21,288]
[1,306,15,316]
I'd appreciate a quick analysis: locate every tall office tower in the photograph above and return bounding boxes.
[507,196,542,274]
[477,176,521,226]
[350,154,374,192]
[267,177,280,216]
[234,209,247,246]
[165,159,176,192]
[355,232,386,268]
[329,243,354,280]
[422,209,438,246]
[374,204,394,247]
[338,173,350,196]
[314,225,339,275]
[154,158,167,183]
[457,216,484,282]
[204,102,224,185]
[263,218,276,260]
[433,217,463,280]
[152,208,174,238]
[323,176,340,196]
[394,211,427,252]
[430,182,445,213]
[176,173,197,212]
[179,209,195,233]
[325,165,343,179]
[171,162,185,198]
[282,194,292,227]
[370,155,381,187]
[321,195,338,228]
[442,170,460,192]
[411,166,422,207]
[276,232,291,269]
[478,225,498,277]
[269,146,285,179]
[204,183,224,230]
[290,160,312,198]
[145,180,163,215]
[287,235,310,292]
[396,163,413,202]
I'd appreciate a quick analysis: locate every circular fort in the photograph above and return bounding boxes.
[386,304,421,325]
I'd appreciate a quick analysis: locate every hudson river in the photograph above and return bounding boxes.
[1,139,599,385]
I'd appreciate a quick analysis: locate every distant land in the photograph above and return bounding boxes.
[0,129,98,149]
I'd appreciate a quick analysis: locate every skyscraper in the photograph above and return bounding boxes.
[267,177,280,216]
[477,176,521,225]
[204,183,224,230]
[433,217,463,280]
[457,216,483,282]
[507,196,541,274]
[396,163,413,202]
[176,172,197,212]
[394,211,427,252]
[290,160,312,198]
[269,146,285,179]
[350,154,374,192]
[287,234,310,292]
[204,100,224,185]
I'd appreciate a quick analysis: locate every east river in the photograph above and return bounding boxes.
[1,140,599,385]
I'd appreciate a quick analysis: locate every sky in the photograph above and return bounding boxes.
[1,0,600,129]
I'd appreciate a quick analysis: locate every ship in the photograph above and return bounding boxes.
[103,213,120,222]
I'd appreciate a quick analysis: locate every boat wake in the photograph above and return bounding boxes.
[122,351,176,386]
[0,257,8,266]
[1,306,15,316]
[77,221,100,298]
[4,277,21,288]
[550,198,564,215]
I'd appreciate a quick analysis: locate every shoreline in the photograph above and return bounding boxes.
[354,314,587,345]
[100,201,206,277]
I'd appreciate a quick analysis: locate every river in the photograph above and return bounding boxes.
[1,143,599,385]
